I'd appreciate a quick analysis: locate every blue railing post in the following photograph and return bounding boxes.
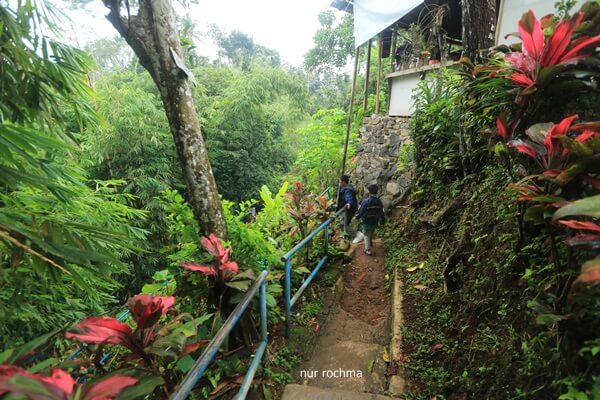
[284,258,292,339]
[324,223,329,255]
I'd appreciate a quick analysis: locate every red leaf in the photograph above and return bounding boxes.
[511,142,539,159]
[219,261,239,274]
[559,220,600,232]
[200,234,225,260]
[565,233,600,246]
[0,366,27,396]
[544,115,578,153]
[181,262,217,276]
[541,11,585,66]
[38,369,75,397]
[496,113,509,140]
[558,34,600,64]
[84,375,138,400]
[519,10,545,60]
[543,169,561,177]
[575,130,600,142]
[584,175,600,190]
[65,317,133,346]
[0,366,27,377]
[179,340,210,358]
[128,294,175,331]
[508,73,535,87]
[573,259,600,288]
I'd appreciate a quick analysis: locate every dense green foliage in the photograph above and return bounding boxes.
[0,1,144,344]
[391,3,600,398]
[0,1,359,397]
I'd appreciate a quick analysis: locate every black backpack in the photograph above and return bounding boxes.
[340,186,358,214]
[363,197,383,225]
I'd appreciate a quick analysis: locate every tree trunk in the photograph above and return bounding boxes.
[102,0,227,238]
[461,0,497,61]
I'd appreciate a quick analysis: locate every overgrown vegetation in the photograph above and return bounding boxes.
[0,1,359,397]
[388,2,600,399]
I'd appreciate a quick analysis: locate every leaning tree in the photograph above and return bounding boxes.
[101,0,227,237]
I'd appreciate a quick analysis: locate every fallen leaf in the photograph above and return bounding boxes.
[357,271,367,283]
[413,284,428,291]
[382,348,391,362]
[431,343,443,351]
[407,262,425,272]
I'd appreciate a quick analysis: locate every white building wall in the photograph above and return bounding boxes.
[388,72,422,117]
[496,0,587,45]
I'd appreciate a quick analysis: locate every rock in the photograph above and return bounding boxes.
[386,182,402,197]
[380,195,393,210]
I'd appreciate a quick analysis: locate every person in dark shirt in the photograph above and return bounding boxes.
[356,184,385,255]
[337,175,358,237]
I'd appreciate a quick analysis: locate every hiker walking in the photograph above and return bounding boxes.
[337,174,358,237]
[356,184,385,255]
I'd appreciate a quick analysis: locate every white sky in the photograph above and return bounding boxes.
[61,1,341,67]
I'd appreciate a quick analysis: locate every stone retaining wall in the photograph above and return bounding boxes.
[351,115,412,209]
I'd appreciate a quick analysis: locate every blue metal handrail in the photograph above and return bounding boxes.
[170,269,268,400]
[283,207,344,338]
[320,186,332,200]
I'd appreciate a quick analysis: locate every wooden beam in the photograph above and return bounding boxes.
[340,46,361,179]
[362,38,372,111]
[375,34,382,115]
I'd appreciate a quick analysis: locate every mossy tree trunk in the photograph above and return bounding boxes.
[102,0,227,238]
[461,0,497,61]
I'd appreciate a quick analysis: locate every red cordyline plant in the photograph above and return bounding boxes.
[0,366,140,400]
[504,6,600,104]
[66,295,207,369]
[501,113,600,289]
[180,233,239,281]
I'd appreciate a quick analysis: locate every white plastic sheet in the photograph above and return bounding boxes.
[353,0,424,47]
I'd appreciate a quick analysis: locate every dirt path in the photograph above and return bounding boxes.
[292,238,391,395]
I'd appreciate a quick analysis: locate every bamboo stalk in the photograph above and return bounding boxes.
[362,38,372,111]
[375,34,382,115]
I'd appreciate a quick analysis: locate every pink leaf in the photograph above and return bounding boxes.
[559,220,600,232]
[84,375,138,400]
[557,34,600,64]
[496,114,510,140]
[65,317,133,347]
[575,130,600,142]
[511,142,539,159]
[565,233,600,246]
[508,73,535,87]
[572,258,600,289]
[181,262,217,276]
[38,369,75,397]
[544,115,578,153]
[129,294,175,331]
[519,10,545,60]
[179,340,210,358]
[200,234,221,258]
[219,261,239,274]
[541,11,585,66]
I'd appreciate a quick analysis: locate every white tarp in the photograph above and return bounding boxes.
[353,0,424,47]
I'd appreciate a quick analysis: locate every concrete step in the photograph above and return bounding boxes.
[296,340,387,393]
[281,384,393,400]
